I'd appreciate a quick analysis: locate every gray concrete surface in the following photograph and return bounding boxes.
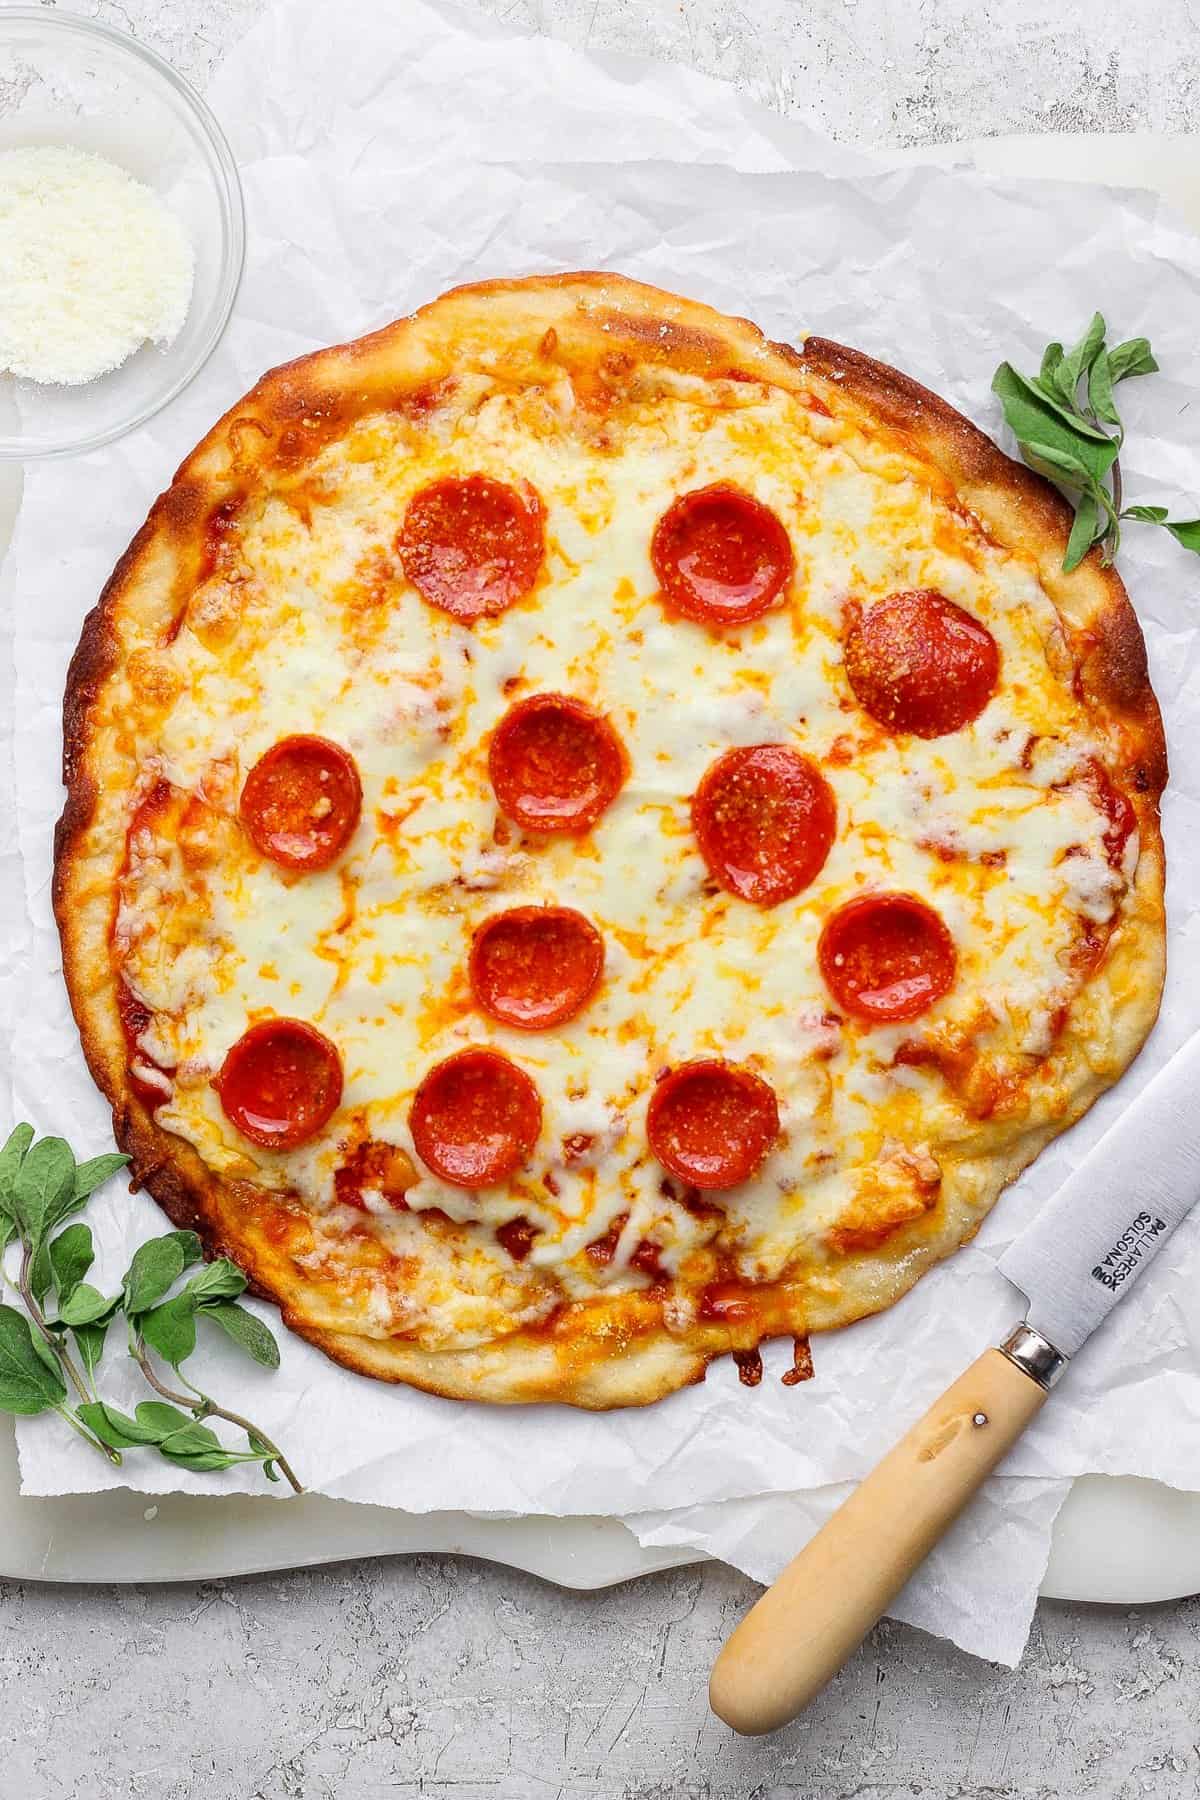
[58,0,1200,146]
[6,3,1200,1795]
[2,1562,1199,1797]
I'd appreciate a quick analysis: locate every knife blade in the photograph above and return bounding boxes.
[996,1029,1200,1362]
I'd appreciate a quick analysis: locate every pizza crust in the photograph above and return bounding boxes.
[54,274,1166,1408]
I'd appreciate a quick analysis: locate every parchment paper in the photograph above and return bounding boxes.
[4,0,1200,1666]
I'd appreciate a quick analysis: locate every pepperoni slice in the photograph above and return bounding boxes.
[470,906,604,1030]
[240,736,362,872]
[819,892,956,1023]
[399,475,544,622]
[488,693,626,834]
[409,1048,542,1189]
[843,590,999,738]
[651,484,794,627]
[692,744,836,907]
[214,1018,343,1150]
[647,1061,780,1190]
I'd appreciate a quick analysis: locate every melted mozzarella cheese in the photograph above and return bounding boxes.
[118,371,1129,1344]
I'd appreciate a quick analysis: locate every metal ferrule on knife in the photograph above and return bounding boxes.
[999,1321,1069,1390]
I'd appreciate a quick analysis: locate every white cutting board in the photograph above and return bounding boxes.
[3,131,1199,1601]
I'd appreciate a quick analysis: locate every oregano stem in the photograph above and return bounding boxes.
[18,1244,116,1457]
[188,1395,303,1496]
[1087,396,1122,552]
[131,1338,303,1495]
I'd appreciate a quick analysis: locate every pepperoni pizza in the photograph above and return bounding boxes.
[54,275,1166,1406]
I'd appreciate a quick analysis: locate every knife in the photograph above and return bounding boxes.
[709,1029,1200,1735]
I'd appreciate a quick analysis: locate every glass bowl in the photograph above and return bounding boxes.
[0,8,244,459]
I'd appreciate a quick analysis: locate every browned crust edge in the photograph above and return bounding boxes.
[53,274,1167,1409]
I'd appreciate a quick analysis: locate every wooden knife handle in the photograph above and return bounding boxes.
[708,1348,1047,1735]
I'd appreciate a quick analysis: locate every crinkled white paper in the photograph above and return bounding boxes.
[4,0,1200,1668]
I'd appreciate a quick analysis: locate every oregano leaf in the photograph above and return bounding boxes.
[1165,518,1200,553]
[0,1304,67,1413]
[48,1223,94,1308]
[158,1417,224,1456]
[71,1153,131,1203]
[1039,339,1070,401]
[123,1236,187,1314]
[59,1282,120,1328]
[1020,439,1097,489]
[1064,311,1107,386]
[1108,337,1158,382]
[30,1241,54,1308]
[158,1445,261,1473]
[72,1320,109,1379]
[0,1124,34,1219]
[28,1323,65,1383]
[139,1292,198,1367]
[11,1138,75,1244]
[1063,492,1104,573]
[165,1230,204,1272]
[41,1153,132,1234]
[76,1401,163,1449]
[202,1301,280,1369]
[189,1259,248,1304]
[134,1400,196,1437]
[1088,349,1120,429]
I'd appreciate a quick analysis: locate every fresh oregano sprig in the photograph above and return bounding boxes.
[0,1124,301,1492]
[992,313,1200,572]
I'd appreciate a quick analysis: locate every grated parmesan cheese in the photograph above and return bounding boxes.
[0,144,194,386]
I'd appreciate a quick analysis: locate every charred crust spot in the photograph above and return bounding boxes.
[60,611,113,787]
[797,336,986,457]
[51,772,98,910]
[268,387,354,468]
[56,522,154,906]
[594,309,732,370]
[157,479,210,538]
[1084,598,1149,704]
